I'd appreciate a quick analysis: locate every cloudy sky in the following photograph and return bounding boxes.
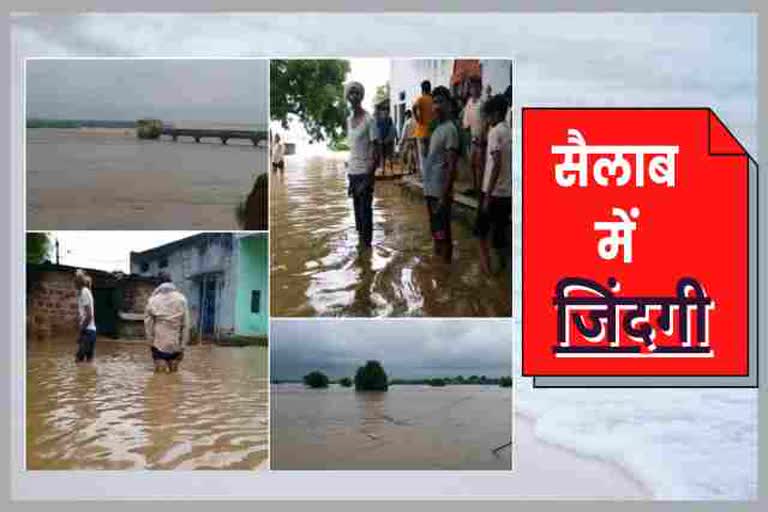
[12,13,756,155]
[26,58,267,124]
[43,231,192,273]
[271,319,512,380]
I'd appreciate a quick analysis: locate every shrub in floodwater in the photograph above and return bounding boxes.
[354,360,388,391]
[428,378,446,387]
[499,376,513,388]
[303,370,330,388]
[338,377,352,387]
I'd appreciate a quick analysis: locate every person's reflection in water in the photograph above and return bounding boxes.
[355,391,388,442]
[348,248,377,316]
[143,370,185,469]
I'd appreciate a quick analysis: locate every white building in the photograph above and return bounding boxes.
[388,59,514,135]
[389,59,453,134]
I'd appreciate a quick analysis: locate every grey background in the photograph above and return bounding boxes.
[2,1,766,510]
[271,319,512,381]
[26,59,268,124]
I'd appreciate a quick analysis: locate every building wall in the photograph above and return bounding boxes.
[480,59,513,102]
[27,270,78,339]
[234,234,268,337]
[26,268,156,340]
[389,59,453,133]
[130,235,237,340]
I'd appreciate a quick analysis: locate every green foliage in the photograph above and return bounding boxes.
[427,378,446,387]
[136,118,163,139]
[27,119,80,129]
[270,59,350,144]
[328,139,350,152]
[26,233,51,264]
[499,377,513,388]
[303,370,330,388]
[354,360,388,391]
[373,81,390,107]
[338,377,352,387]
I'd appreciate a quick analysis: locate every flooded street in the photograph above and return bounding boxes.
[26,337,268,470]
[271,384,512,470]
[27,129,266,230]
[270,154,512,317]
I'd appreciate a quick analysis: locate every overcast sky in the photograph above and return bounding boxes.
[271,319,512,380]
[26,59,267,124]
[44,231,192,273]
[12,13,756,155]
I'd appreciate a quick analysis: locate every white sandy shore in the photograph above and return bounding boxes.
[508,414,651,499]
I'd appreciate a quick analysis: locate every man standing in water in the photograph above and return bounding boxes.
[74,269,96,363]
[462,76,486,196]
[271,134,285,173]
[399,109,417,174]
[474,94,512,274]
[345,81,379,249]
[423,86,460,263]
[412,80,434,176]
[144,272,190,373]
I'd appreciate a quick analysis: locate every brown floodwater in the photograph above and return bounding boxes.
[26,337,268,470]
[27,129,267,230]
[271,384,512,470]
[270,154,512,317]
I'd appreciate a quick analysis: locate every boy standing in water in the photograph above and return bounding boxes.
[423,86,460,263]
[345,81,379,249]
[271,134,285,173]
[144,272,190,373]
[462,76,486,196]
[474,94,512,274]
[74,269,96,363]
[412,80,434,177]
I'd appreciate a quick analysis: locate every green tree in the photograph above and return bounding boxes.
[373,81,390,107]
[27,233,51,264]
[270,59,351,144]
[354,360,388,391]
[428,378,446,387]
[338,377,352,387]
[303,370,330,388]
[499,377,513,388]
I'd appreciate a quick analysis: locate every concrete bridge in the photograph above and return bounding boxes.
[161,127,268,146]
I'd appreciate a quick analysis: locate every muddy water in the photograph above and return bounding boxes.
[26,337,268,470]
[27,129,267,230]
[271,384,512,470]
[270,154,512,317]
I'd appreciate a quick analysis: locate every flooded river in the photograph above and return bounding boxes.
[26,337,268,470]
[271,384,512,470]
[270,155,512,317]
[27,129,267,230]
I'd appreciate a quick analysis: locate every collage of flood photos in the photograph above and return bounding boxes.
[13,11,762,503]
[25,58,515,472]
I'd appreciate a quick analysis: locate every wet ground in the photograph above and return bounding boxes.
[271,384,512,470]
[26,337,268,470]
[270,154,512,317]
[27,129,266,230]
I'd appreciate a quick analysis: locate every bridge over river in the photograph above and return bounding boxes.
[161,127,268,146]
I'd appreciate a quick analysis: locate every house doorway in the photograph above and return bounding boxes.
[198,275,217,340]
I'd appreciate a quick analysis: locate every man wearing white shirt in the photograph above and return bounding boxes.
[473,94,512,274]
[462,76,486,196]
[74,269,97,363]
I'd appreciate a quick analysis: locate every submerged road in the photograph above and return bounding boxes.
[26,338,268,470]
[270,154,512,317]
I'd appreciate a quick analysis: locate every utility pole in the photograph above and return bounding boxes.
[55,237,60,265]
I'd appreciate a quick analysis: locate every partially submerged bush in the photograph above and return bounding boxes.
[303,370,329,388]
[338,377,352,387]
[354,360,388,391]
[499,376,513,388]
[428,378,446,387]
